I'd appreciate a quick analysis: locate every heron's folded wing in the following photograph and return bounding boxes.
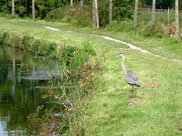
[126,70,139,84]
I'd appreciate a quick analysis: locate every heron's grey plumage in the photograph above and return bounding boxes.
[117,53,141,87]
[125,70,141,87]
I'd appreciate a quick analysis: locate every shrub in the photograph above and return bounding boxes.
[46,5,90,26]
[70,41,96,71]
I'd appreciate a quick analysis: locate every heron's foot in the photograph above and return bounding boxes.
[128,91,137,99]
[129,95,137,99]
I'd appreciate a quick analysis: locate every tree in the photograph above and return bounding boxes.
[5,0,7,13]
[92,0,96,28]
[175,0,180,39]
[152,0,156,25]
[12,0,15,16]
[70,0,73,7]
[92,0,99,28]
[26,0,28,15]
[94,0,99,28]
[80,0,83,11]
[134,0,138,25]
[32,0,35,19]
[109,0,112,26]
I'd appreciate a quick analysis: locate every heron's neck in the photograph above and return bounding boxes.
[121,56,127,75]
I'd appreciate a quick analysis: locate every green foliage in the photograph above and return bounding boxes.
[18,6,26,16]
[46,5,91,26]
[27,105,63,135]
[1,16,182,136]
[0,29,98,135]
[70,41,96,71]
[46,0,135,27]
[0,0,180,28]
[22,35,35,51]
[142,23,166,37]
[0,31,60,58]
[105,20,166,38]
[141,0,175,8]
[0,0,69,18]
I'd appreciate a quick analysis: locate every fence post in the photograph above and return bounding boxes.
[140,5,143,22]
[134,0,138,25]
[118,3,120,21]
[160,6,162,28]
[146,7,149,22]
[5,0,8,14]
[126,5,128,20]
[88,1,90,22]
[104,4,106,26]
[168,7,170,36]
[179,9,181,35]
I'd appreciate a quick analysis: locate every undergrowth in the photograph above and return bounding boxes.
[105,20,167,38]
[0,30,100,135]
[46,5,91,27]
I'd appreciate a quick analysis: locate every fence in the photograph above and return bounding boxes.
[133,7,182,36]
[139,7,182,25]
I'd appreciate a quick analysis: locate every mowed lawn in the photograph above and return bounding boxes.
[0,17,182,136]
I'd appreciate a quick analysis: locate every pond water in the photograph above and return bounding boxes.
[0,46,62,135]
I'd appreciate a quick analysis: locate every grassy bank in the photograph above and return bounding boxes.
[0,16,182,135]
[0,20,98,135]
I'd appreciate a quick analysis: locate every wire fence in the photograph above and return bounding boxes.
[139,7,182,25]
[133,7,182,36]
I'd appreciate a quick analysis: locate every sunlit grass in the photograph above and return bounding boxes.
[84,48,182,136]
[0,16,182,135]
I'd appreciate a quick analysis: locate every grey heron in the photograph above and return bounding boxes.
[117,53,141,95]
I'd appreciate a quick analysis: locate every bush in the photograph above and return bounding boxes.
[70,41,96,71]
[46,5,91,26]
[142,23,166,37]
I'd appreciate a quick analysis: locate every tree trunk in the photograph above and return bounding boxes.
[94,0,99,28]
[175,0,180,39]
[26,0,28,16]
[32,0,35,19]
[5,0,7,13]
[134,0,138,25]
[152,0,156,25]
[12,0,15,16]
[92,0,96,28]
[109,0,112,26]
[70,0,73,7]
[19,0,21,15]
[80,0,83,11]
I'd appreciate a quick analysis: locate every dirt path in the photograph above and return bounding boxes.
[44,26,60,31]
[44,26,182,62]
[101,36,182,62]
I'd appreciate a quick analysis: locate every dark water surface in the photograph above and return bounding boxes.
[0,46,62,135]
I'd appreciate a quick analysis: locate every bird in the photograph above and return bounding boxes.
[117,53,141,95]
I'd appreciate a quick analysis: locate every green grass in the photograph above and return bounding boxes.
[141,10,177,24]
[0,16,182,135]
[84,49,182,136]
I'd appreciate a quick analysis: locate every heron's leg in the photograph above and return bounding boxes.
[131,86,134,96]
[128,85,130,95]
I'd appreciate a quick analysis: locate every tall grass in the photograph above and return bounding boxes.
[0,30,99,135]
[46,5,91,27]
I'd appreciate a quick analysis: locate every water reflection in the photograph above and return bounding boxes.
[0,46,61,135]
